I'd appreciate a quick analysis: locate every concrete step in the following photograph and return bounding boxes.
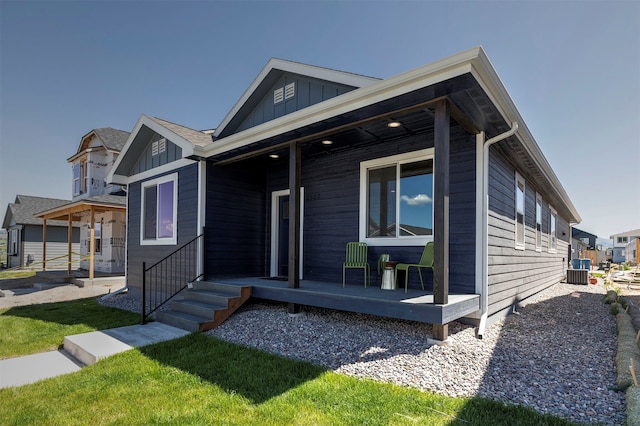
[192,281,243,296]
[156,310,209,332]
[64,331,132,366]
[63,322,190,366]
[184,289,234,306]
[170,299,226,319]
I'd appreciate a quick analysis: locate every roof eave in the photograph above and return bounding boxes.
[205,47,482,158]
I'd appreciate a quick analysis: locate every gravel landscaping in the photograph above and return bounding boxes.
[100,282,625,425]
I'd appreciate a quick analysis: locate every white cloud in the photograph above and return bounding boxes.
[401,194,432,206]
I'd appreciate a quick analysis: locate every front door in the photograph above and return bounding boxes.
[270,189,304,278]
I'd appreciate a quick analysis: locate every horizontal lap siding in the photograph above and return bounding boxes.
[126,163,199,294]
[487,149,569,317]
[23,241,81,270]
[205,162,266,277]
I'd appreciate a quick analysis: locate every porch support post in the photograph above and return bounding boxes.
[89,206,95,280]
[67,214,73,275]
[433,99,450,340]
[288,141,301,314]
[42,219,47,271]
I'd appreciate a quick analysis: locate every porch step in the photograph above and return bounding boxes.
[157,282,251,332]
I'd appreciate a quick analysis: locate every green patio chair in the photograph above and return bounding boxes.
[395,242,434,293]
[343,242,370,288]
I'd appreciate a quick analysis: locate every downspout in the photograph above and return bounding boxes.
[477,122,519,338]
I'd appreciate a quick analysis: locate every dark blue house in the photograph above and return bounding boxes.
[108,47,581,340]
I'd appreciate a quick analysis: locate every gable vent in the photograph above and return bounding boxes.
[151,138,167,156]
[285,82,295,100]
[274,87,284,104]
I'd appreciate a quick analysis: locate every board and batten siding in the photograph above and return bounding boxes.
[126,163,200,298]
[486,148,570,318]
[232,73,358,135]
[129,135,182,176]
[205,161,267,277]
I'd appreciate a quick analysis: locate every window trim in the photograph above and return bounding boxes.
[140,173,178,246]
[8,229,19,255]
[514,172,525,250]
[548,205,557,253]
[359,148,434,247]
[535,192,543,252]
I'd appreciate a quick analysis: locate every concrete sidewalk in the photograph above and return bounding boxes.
[0,322,189,389]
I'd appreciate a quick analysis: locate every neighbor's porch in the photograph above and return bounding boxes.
[208,277,480,325]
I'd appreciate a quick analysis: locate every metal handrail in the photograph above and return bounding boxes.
[141,232,204,324]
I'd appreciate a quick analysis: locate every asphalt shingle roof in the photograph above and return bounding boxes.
[149,117,214,148]
[93,128,130,152]
[2,195,75,229]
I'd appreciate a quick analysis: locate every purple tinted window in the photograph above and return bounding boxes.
[157,181,174,238]
[143,186,157,240]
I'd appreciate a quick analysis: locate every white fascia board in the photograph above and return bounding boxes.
[205,47,483,158]
[106,114,196,185]
[468,51,581,223]
[213,58,381,139]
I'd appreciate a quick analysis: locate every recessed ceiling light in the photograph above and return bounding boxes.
[321,140,333,145]
[269,154,279,159]
[387,121,402,128]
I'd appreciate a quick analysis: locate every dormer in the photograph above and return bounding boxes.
[68,128,129,201]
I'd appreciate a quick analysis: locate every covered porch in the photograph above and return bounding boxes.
[209,277,480,326]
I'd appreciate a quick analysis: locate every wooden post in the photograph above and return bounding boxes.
[432,100,450,342]
[42,219,47,270]
[433,99,450,305]
[67,214,73,275]
[288,142,301,314]
[89,207,95,279]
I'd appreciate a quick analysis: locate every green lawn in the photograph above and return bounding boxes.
[0,299,576,425]
[0,298,140,358]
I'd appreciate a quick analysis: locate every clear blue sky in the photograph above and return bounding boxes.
[1,0,638,240]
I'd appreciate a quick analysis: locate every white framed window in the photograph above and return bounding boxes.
[549,206,557,253]
[359,149,434,246]
[73,160,86,195]
[8,229,18,255]
[515,172,525,250]
[141,173,178,245]
[535,193,543,252]
[618,236,628,244]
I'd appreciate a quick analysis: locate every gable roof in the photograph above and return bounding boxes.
[93,128,130,151]
[107,115,214,184]
[213,58,380,139]
[2,195,77,229]
[35,194,126,222]
[197,47,580,224]
[71,127,130,160]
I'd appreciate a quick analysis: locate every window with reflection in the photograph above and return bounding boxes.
[362,150,434,244]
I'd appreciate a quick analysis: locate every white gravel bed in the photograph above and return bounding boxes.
[99,283,625,424]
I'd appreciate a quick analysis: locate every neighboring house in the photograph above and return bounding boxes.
[2,195,80,269]
[610,229,640,264]
[571,227,598,266]
[626,238,640,266]
[36,128,129,276]
[108,47,581,339]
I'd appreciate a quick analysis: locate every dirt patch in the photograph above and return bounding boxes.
[0,276,119,309]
